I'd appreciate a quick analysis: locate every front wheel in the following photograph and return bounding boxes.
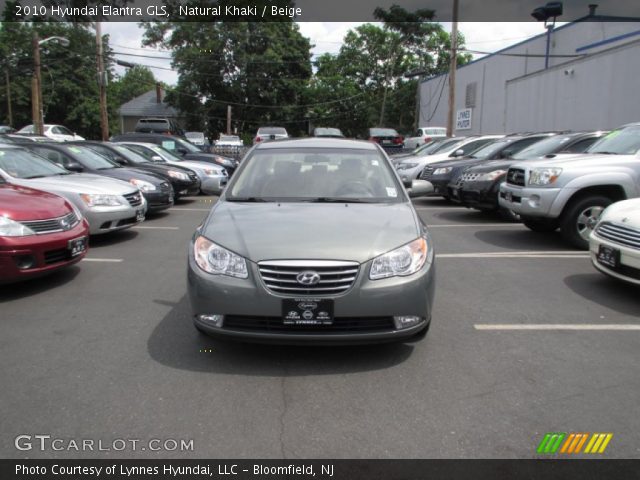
[560,195,612,249]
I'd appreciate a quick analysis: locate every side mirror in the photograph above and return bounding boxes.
[176,147,188,156]
[115,158,127,166]
[151,155,164,162]
[65,162,83,173]
[500,149,513,159]
[407,179,434,198]
[452,149,465,157]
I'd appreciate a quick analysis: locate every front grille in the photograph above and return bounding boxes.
[21,211,79,234]
[460,171,481,183]
[224,316,395,333]
[506,168,526,186]
[160,182,171,191]
[123,191,143,207]
[44,248,71,265]
[258,260,359,296]
[420,166,434,180]
[596,222,640,250]
[187,171,199,182]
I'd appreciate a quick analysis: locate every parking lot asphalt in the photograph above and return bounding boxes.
[1,196,639,459]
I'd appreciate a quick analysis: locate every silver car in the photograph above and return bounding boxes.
[187,138,436,344]
[116,142,228,195]
[0,146,146,235]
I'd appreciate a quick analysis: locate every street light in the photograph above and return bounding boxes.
[32,34,69,135]
[531,1,563,69]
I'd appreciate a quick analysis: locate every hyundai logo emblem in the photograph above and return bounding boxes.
[296,271,321,286]
[59,218,70,230]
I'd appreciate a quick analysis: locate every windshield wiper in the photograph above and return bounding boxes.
[306,197,375,203]
[24,174,47,179]
[591,151,619,155]
[227,197,269,202]
[97,167,115,170]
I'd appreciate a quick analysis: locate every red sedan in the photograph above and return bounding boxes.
[0,182,89,284]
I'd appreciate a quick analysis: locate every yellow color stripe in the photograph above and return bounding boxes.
[590,434,606,453]
[560,434,576,454]
[584,434,599,453]
[598,434,613,453]
[574,433,589,454]
[567,434,582,454]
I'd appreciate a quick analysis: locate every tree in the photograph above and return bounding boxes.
[109,66,156,106]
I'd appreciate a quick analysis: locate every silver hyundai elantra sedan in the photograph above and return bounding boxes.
[187,138,436,344]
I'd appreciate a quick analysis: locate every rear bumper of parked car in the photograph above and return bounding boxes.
[187,254,436,345]
[0,220,89,284]
[589,232,640,286]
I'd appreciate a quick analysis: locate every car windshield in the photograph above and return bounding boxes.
[586,126,640,155]
[0,148,70,178]
[111,144,151,163]
[64,145,119,169]
[511,135,575,159]
[130,144,182,163]
[429,138,463,154]
[258,127,287,135]
[228,147,402,203]
[370,128,398,137]
[17,125,35,134]
[468,139,516,159]
[186,132,204,140]
[315,128,343,136]
[219,135,240,142]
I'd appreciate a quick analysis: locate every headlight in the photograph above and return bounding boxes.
[433,167,453,175]
[79,194,123,207]
[204,168,223,177]
[215,156,233,167]
[168,170,190,181]
[370,237,429,280]
[0,216,35,237]
[397,163,418,170]
[477,169,506,181]
[129,179,157,192]
[194,235,248,278]
[529,167,562,186]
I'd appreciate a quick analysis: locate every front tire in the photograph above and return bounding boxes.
[560,195,612,249]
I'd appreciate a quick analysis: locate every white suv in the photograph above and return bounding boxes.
[404,127,447,150]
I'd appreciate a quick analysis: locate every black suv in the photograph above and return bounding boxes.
[135,118,184,136]
[110,133,238,176]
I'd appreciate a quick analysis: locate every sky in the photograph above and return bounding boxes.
[103,22,553,85]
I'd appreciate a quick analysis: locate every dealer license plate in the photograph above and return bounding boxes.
[597,245,620,269]
[68,237,87,257]
[282,299,334,325]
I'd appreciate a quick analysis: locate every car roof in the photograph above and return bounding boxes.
[255,137,377,150]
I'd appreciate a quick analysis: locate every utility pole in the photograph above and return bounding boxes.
[446,0,459,137]
[5,69,12,126]
[96,22,109,140]
[226,105,232,134]
[32,33,43,135]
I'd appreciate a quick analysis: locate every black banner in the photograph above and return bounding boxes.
[2,460,640,480]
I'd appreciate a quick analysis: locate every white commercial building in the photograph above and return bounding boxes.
[418,9,640,135]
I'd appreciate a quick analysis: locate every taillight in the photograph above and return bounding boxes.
[255,136,262,142]
[368,137,375,142]
[393,137,403,144]
[424,136,432,143]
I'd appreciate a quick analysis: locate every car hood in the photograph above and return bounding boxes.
[430,157,485,170]
[170,160,225,174]
[509,153,639,170]
[11,172,136,195]
[599,199,640,227]
[466,160,514,173]
[203,201,420,264]
[185,152,237,167]
[0,184,71,220]
[92,167,166,185]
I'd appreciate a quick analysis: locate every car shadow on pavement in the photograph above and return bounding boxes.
[431,209,501,223]
[147,295,415,376]
[0,266,81,301]
[564,273,640,317]
[474,229,568,250]
[88,229,139,248]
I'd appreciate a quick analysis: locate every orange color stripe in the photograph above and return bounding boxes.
[567,434,582,453]
[574,433,589,454]
[560,434,576,453]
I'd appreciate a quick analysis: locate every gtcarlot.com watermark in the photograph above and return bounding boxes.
[15,434,194,452]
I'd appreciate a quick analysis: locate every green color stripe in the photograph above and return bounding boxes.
[537,434,553,454]
[550,433,566,453]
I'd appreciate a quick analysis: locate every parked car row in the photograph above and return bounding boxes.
[0,136,233,285]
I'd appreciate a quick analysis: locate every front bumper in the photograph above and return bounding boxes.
[0,220,89,284]
[397,166,424,183]
[589,232,640,285]
[170,178,200,198]
[187,253,436,344]
[498,183,567,218]
[144,189,174,212]
[459,179,500,210]
[84,204,146,235]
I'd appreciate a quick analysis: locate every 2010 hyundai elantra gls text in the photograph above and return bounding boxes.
[188,138,436,344]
